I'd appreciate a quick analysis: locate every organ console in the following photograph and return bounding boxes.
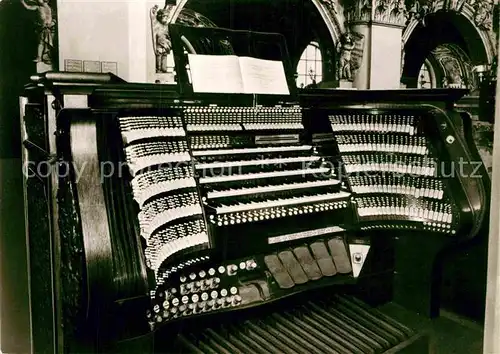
[19,26,488,354]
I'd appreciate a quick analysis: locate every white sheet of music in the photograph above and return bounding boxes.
[239,56,290,95]
[188,54,244,94]
[188,54,290,95]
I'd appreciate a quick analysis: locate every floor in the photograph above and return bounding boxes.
[380,302,484,354]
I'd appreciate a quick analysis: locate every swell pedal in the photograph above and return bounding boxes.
[293,246,322,281]
[327,237,352,274]
[278,250,308,285]
[264,254,294,289]
[310,241,337,277]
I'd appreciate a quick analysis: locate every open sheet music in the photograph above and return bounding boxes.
[188,54,290,95]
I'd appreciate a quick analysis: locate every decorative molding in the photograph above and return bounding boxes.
[406,0,439,25]
[402,0,497,63]
[343,0,372,23]
[374,0,407,26]
[21,0,57,70]
[405,0,493,29]
[400,39,406,78]
[320,0,347,42]
[313,0,345,44]
[337,30,365,81]
[320,0,339,15]
[471,0,494,30]
[443,0,469,12]
[337,0,408,26]
[340,0,494,32]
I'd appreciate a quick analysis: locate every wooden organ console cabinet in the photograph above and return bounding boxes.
[19,25,488,354]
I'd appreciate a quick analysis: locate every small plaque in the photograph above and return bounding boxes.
[83,60,101,73]
[64,59,82,72]
[63,95,88,109]
[101,61,118,75]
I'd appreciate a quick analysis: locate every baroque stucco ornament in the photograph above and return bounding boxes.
[340,0,407,26]
[320,0,339,14]
[21,0,56,66]
[471,0,494,30]
[343,0,372,22]
[406,0,439,25]
[374,0,407,25]
[402,0,497,64]
[406,0,494,29]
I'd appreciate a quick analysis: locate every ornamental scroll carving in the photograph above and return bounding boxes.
[337,31,365,81]
[21,0,56,66]
[320,0,339,14]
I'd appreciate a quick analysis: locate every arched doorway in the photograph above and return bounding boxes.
[402,10,490,92]
[414,43,477,89]
[171,0,337,87]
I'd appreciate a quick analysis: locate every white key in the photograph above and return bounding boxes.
[193,145,311,157]
[121,128,186,145]
[196,156,320,170]
[133,177,197,207]
[215,192,350,214]
[126,153,192,176]
[200,167,330,184]
[140,204,203,240]
[207,179,340,199]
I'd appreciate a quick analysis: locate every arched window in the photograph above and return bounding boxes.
[296,42,323,88]
[417,61,434,89]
